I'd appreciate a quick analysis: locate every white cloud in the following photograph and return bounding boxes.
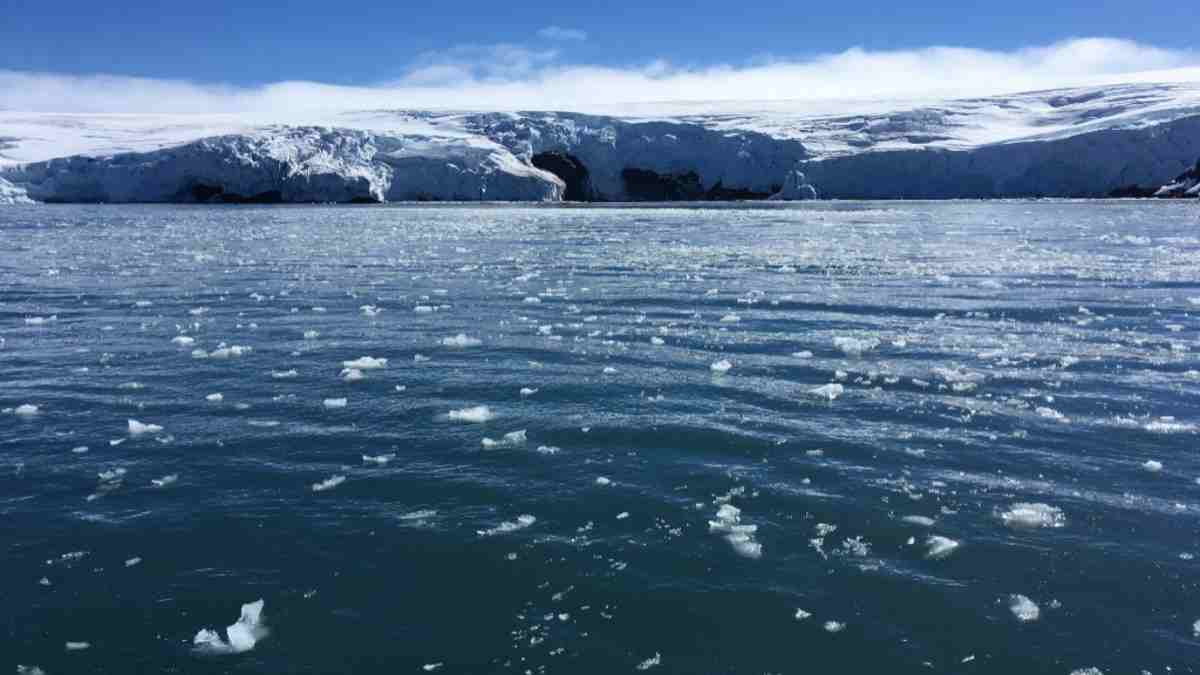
[537,26,588,42]
[1,38,1197,114]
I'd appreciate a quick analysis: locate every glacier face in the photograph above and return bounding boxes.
[1,81,1199,203]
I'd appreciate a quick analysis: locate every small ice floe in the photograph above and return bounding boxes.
[833,336,879,357]
[794,608,812,621]
[635,653,662,670]
[441,333,482,348]
[1035,406,1070,424]
[323,398,348,409]
[272,369,298,379]
[98,468,126,482]
[1144,418,1196,433]
[191,349,209,359]
[710,359,733,374]
[14,404,40,417]
[172,336,196,347]
[1007,594,1040,622]
[823,621,846,633]
[341,368,364,382]
[360,305,383,317]
[1142,459,1164,473]
[128,419,163,435]
[65,641,90,651]
[1192,618,1200,637]
[519,387,538,397]
[902,515,936,527]
[413,354,430,362]
[595,476,612,486]
[414,305,434,313]
[125,557,142,567]
[343,356,387,370]
[719,313,740,323]
[422,663,444,672]
[810,383,844,401]
[708,504,762,559]
[303,330,319,340]
[477,514,536,537]
[209,345,251,359]
[24,315,57,325]
[793,350,814,358]
[312,475,346,492]
[536,445,561,455]
[71,446,89,454]
[924,536,961,560]
[151,474,178,488]
[482,430,526,449]
[650,336,665,345]
[16,666,46,675]
[1068,669,1104,675]
[193,599,269,654]
[616,512,630,520]
[447,405,495,423]
[362,453,396,465]
[602,366,617,374]
[1000,502,1065,529]
[206,393,223,403]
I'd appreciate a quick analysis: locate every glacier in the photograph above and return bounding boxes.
[1,81,1199,203]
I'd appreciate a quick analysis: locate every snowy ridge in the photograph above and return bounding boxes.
[2,81,1199,202]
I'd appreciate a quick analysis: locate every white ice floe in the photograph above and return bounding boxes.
[209,344,251,359]
[24,315,57,325]
[1068,669,1104,675]
[823,621,846,633]
[193,599,269,654]
[128,419,163,435]
[902,515,936,527]
[793,350,814,358]
[272,369,298,379]
[708,503,762,559]
[810,383,844,401]
[151,474,178,487]
[125,557,142,567]
[422,663,444,672]
[1143,459,1164,473]
[1008,594,1040,622]
[636,653,662,670]
[595,476,612,486]
[362,453,396,465]
[206,393,223,402]
[342,356,387,370]
[312,475,346,492]
[924,536,961,560]
[1035,406,1070,423]
[172,336,196,346]
[710,359,733,373]
[719,313,740,323]
[519,387,538,397]
[14,403,39,417]
[441,333,482,348]
[794,608,812,620]
[482,429,527,448]
[360,305,383,317]
[341,368,364,382]
[833,336,879,357]
[1000,502,1065,529]
[650,336,665,345]
[448,405,496,423]
[323,398,348,409]
[477,514,536,537]
[1192,618,1200,637]
[303,330,319,339]
[65,642,90,651]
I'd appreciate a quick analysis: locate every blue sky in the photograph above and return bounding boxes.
[1,0,1195,85]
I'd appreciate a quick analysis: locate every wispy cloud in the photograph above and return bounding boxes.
[537,26,588,42]
[1,38,1197,114]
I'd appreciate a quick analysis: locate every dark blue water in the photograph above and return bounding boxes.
[3,202,1199,674]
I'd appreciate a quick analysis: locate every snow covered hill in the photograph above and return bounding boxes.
[2,81,1199,203]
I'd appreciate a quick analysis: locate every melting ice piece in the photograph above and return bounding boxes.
[15,404,39,417]
[303,330,320,339]
[360,305,383,317]
[151,474,178,487]
[1008,594,1040,622]
[447,406,495,423]
[441,333,482,348]
[362,453,396,465]
[794,608,812,620]
[810,383,844,401]
[636,653,662,670]
[172,336,196,347]
[708,503,762,559]
[312,475,346,492]
[341,368,365,382]
[1000,502,1065,529]
[342,356,387,370]
[1142,459,1164,473]
[193,599,269,654]
[519,387,538,397]
[65,641,90,651]
[477,514,536,537]
[206,393,223,402]
[323,398,348,409]
[272,369,299,379]
[710,359,733,373]
[823,621,846,633]
[128,419,163,435]
[481,429,526,448]
[902,515,936,527]
[924,536,960,559]
[833,336,879,357]
[595,476,612,486]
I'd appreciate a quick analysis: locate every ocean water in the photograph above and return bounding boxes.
[3,201,1199,674]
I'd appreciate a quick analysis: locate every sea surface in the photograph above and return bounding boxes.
[3,201,1200,674]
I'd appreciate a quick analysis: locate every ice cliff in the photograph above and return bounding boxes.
[2,81,1199,203]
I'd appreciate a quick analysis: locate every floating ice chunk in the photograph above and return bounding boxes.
[71,446,88,454]
[414,305,435,313]
[151,474,177,488]
[206,393,223,402]
[794,608,812,620]
[1193,618,1200,637]
[423,663,444,672]
[360,305,383,317]
[595,476,612,486]
[1035,407,1070,423]
[708,503,762,559]
[902,515,936,527]
[362,453,396,465]
[16,666,46,675]
[1145,419,1196,433]
[616,511,630,520]
[1068,669,1104,675]
[128,419,163,435]
[193,599,268,654]
[519,387,538,397]
[636,653,662,670]
[441,333,482,348]
[833,336,879,357]
[482,429,527,449]
[536,445,561,455]
[342,356,387,370]
[793,350,814,358]
[810,383,844,401]
[209,345,250,359]
[925,536,960,560]
[1000,502,1065,529]
[477,514,536,537]
[98,468,126,482]
[24,315,57,325]
[341,368,364,382]
[14,404,39,417]
[191,349,209,359]
[1143,460,1164,473]
[1008,594,1040,622]
[650,336,665,345]
[172,336,196,347]
[303,330,319,340]
[602,366,617,374]
[823,621,845,633]
[719,313,740,323]
[710,359,733,373]
[323,398,348,409]
[272,369,298,379]
[125,557,142,567]
[65,641,90,651]
[312,475,346,492]
[447,405,495,423]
